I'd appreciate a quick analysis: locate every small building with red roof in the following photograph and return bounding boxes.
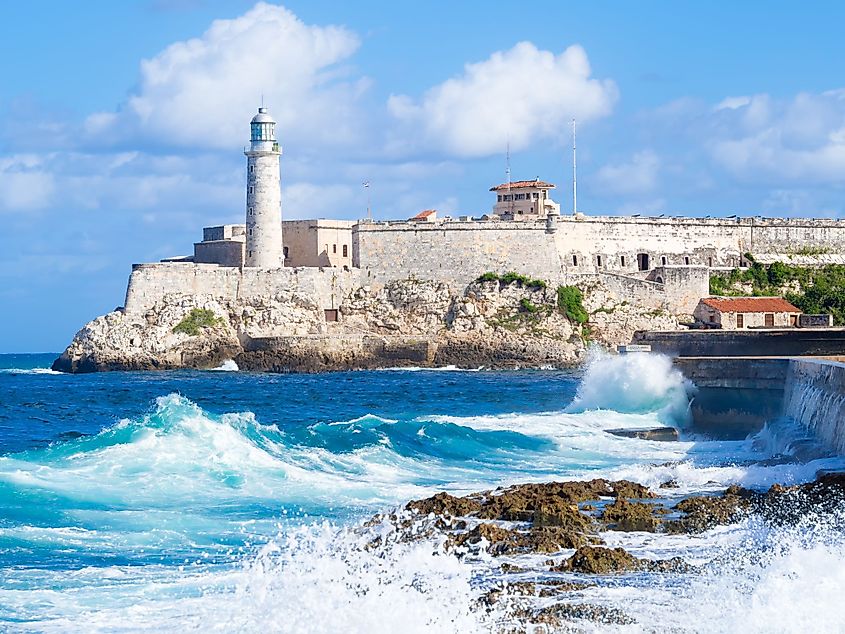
[409,209,438,222]
[694,296,802,329]
[489,178,560,220]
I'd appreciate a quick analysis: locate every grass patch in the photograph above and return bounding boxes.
[172,308,223,336]
[556,285,588,324]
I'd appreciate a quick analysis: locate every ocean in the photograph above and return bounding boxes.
[1,352,845,632]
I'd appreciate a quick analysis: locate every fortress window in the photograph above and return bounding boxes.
[596,255,602,266]
[343,244,348,258]
[661,256,667,265]
[572,255,578,266]
[637,253,650,271]
[249,186,254,195]
[685,256,691,265]
[737,314,744,328]
[249,165,255,174]
[333,244,337,254]
[621,255,626,267]
[708,257,713,267]
[283,246,289,259]
[498,195,502,202]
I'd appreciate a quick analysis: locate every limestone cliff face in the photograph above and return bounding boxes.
[53,278,681,373]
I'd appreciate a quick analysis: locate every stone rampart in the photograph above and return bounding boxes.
[124,263,362,317]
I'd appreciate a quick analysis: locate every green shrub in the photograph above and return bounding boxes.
[519,297,540,313]
[173,308,223,336]
[556,285,588,324]
[479,271,546,289]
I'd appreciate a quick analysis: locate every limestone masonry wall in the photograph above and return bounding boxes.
[124,263,361,317]
[353,215,845,287]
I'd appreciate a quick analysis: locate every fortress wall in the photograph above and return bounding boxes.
[553,216,750,270]
[353,221,561,287]
[124,263,362,316]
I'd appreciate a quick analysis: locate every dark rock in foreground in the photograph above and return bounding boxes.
[606,426,680,442]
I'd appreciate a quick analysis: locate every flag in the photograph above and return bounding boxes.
[362,181,370,188]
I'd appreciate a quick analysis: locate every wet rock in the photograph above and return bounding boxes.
[405,491,481,517]
[552,545,693,575]
[665,485,754,534]
[660,479,680,489]
[538,602,636,626]
[451,523,526,556]
[552,546,642,574]
[601,499,663,532]
[606,427,679,442]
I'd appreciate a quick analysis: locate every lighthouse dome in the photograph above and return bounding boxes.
[251,107,275,124]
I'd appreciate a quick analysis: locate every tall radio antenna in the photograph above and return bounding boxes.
[571,118,577,216]
[506,139,513,215]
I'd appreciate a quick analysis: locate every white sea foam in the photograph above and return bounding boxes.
[567,349,694,426]
[0,367,63,375]
[209,359,239,371]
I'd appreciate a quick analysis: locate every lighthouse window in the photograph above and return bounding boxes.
[249,186,254,195]
[249,165,255,174]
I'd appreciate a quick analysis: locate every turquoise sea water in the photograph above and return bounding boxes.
[2,352,845,632]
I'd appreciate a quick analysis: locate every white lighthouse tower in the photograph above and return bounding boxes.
[244,107,283,268]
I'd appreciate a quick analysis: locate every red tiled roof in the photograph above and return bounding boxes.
[701,297,801,313]
[490,179,555,192]
[411,209,437,219]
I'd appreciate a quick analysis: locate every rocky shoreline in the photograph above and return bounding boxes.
[52,277,681,373]
[367,472,845,631]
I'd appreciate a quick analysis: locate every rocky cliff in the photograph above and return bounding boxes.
[53,277,680,373]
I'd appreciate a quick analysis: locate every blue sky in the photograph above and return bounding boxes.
[3,1,845,352]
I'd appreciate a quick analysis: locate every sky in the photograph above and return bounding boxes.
[3,1,845,352]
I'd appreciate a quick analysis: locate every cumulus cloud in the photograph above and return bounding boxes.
[86,2,368,150]
[709,90,845,184]
[387,42,617,157]
[594,150,660,196]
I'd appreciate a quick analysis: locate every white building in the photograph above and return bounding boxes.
[490,178,561,220]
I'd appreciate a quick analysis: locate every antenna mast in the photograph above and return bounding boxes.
[571,118,577,216]
[506,140,513,215]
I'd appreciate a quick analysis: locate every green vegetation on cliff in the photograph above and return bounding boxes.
[172,308,223,336]
[477,271,547,289]
[710,261,845,325]
[557,285,589,324]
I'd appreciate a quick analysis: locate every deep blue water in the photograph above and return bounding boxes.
[2,352,844,632]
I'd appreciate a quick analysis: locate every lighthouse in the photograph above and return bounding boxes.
[244,107,283,268]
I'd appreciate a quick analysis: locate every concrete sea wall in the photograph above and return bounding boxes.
[676,356,845,453]
[781,359,845,455]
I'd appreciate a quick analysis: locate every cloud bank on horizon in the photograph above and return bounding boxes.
[4,0,845,350]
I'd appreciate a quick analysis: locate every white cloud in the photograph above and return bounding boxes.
[709,91,845,184]
[594,150,660,196]
[0,155,55,212]
[86,2,367,150]
[387,42,618,157]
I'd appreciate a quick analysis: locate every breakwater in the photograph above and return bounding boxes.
[675,355,845,454]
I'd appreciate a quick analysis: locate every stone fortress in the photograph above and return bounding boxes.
[52,106,845,372]
[132,105,845,318]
